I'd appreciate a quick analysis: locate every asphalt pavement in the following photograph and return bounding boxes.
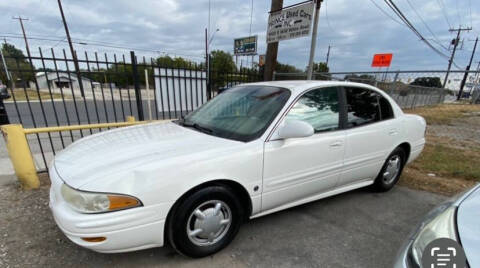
[0,177,446,268]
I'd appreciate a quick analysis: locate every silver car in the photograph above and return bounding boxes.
[394,184,480,267]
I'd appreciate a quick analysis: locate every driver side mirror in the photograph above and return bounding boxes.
[272,119,314,140]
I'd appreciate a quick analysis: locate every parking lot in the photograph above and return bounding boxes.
[0,175,446,268]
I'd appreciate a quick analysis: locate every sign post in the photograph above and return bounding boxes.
[306,0,322,80]
[371,53,393,82]
[234,36,257,69]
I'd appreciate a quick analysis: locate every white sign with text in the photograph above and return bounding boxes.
[266,2,314,43]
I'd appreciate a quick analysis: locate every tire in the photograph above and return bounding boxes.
[167,186,244,258]
[372,147,406,192]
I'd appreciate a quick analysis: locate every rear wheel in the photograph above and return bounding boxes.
[373,147,406,192]
[167,186,244,258]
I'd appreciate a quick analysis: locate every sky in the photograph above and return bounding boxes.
[1,0,479,72]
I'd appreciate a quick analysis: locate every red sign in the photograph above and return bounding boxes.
[371,53,393,67]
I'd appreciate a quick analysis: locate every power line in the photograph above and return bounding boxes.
[324,0,336,32]
[382,0,461,68]
[435,0,452,28]
[455,0,462,27]
[405,0,443,47]
[368,0,404,26]
[249,0,254,36]
[0,34,204,59]
[443,26,472,87]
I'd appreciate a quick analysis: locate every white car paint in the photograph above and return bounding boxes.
[49,81,426,253]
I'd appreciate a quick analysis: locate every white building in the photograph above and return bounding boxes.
[31,72,100,91]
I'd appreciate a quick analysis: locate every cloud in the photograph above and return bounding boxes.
[1,0,478,71]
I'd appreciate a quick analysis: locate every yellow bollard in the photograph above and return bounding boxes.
[126,116,135,123]
[1,124,40,190]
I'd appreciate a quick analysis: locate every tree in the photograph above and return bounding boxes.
[309,62,329,73]
[0,43,35,87]
[275,62,301,73]
[410,77,442,88]
[209,50,236,73]
[208,50,237,92]
[156,55,194,68]
[344,74,376,85]
[311,62,330,80]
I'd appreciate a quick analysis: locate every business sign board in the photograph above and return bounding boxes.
[234,36,257,55]
[266,1,314,43]
[259,54,266,67]
[371,53,393,67]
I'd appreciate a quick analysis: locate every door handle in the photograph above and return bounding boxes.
[329,141,343,147]
[389,129,398,135]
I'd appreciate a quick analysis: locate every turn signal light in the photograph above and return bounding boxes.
[108,195,140,210]
[81,237,106,242]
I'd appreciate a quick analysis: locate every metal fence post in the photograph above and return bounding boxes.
[0,99,9,125]
[207,54,212,100]
[130,51,144,121]
[1,124,40,189]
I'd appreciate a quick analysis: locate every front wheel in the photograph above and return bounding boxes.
[372,147,406,192]
[167,186,244,258]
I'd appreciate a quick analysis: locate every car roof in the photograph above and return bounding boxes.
[244,80,376,95]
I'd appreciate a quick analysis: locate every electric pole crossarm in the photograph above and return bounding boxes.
[443,26,472,89]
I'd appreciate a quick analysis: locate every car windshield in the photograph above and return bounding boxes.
[179,85,291,142]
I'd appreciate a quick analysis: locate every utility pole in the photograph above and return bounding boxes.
[12,17,32,60]
[205,28,210,99]
[264,0,283,81]
[443,26,472,89]
[57,0,85,97]
[306,0,323,80]
[458,37,478,100]
[326,45,331,67]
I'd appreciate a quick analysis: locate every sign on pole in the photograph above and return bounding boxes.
[371,53,393,67]
[234,36,257,55]
[259,55,265,67]
[266,1,314,43]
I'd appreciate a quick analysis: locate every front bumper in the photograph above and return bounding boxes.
[49,166,172,253]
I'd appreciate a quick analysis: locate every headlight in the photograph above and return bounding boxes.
[411,205,458,265]
[61,183,141,213]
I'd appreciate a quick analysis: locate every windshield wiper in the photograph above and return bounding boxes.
[180,120,214,134]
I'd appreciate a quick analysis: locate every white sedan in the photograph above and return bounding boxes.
[49,81,426,257]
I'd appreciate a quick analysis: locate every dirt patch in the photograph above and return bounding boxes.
[399,167,477,196]
[400,104,480,196]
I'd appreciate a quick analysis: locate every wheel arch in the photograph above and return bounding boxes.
[396,142,411,163]
[164,179,253,245]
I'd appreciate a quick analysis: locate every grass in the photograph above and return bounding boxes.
[5,89,69,101]
[404,103,480,125]
[399,103,480,196]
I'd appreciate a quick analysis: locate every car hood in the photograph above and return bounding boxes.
[53,121,241,188]
[457,184,480,267]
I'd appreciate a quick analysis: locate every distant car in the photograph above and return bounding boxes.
[394,184,480,267]
[49,81,426,257]
[0,83,9,99]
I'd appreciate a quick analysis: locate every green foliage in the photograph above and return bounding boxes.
[344,74,376,85]
[208,50,237,92]
[276,62,301,73]
[410,77,442,88]
[0,43,35,86]
[310,62,329,73]
[156,55,194,68]
[210,50,236,73]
